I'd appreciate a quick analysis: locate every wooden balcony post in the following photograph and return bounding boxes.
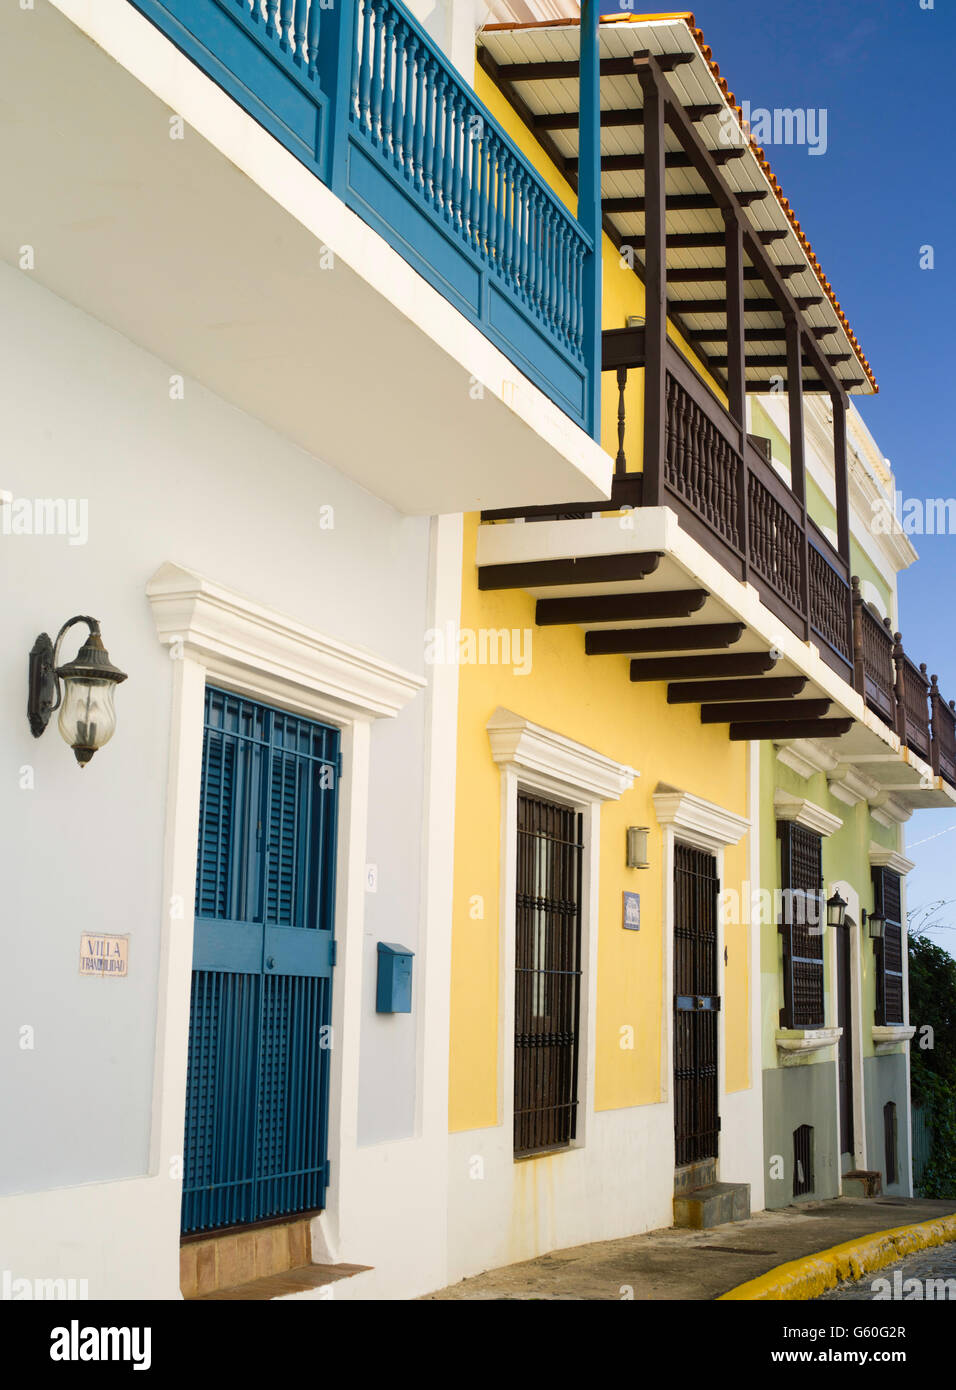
[785,312,807,507]
[785,311,811,638]
[635,55,667,507]
[831,388,851,565]
[578,0,603,440]
[851,575,865,696]
[724,209,748,571]
[930,673,943,776]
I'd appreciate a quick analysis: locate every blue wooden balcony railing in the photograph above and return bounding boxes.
[126,0,596,434]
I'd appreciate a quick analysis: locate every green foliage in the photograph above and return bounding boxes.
[909,935,956,1197]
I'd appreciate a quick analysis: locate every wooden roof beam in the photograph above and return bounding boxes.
[666,296,823,314]
[478,553,663,591]
[668,676,809,703]
[627,231,789,250]
[534,103,724,132]
[666,266,806,283]
[564,149,748,173]
[497,53,696,81]
[630,653,780,681]
[693,328,836,343]
[728,718,854,741]
[702,698,832,724]
[536,590,708,626]
[586,623,744,655]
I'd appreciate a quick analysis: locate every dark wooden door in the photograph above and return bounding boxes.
[836,922,854,1156]
[674,843,720,1166]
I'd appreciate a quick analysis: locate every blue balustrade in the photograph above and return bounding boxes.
[126,0,597,433]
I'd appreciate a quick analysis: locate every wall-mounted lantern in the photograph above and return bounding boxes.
[626,826,650,870]
[864,908,886,940]
[826,889,848,929]
[28,616,127,767]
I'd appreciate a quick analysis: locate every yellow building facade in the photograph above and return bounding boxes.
[444,67,762,1278]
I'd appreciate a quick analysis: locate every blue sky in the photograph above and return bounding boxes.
[601,1,956,942]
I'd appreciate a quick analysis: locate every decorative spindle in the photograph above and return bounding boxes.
[369,0,385,145]
[381,8,398,155]
[358,0,374,134]
[616,367,628,473]
[278,0,294,54]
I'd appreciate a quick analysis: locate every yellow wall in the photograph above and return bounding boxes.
[448,516,751,1131]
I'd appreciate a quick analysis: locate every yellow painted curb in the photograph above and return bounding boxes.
[719,1213,956,1301]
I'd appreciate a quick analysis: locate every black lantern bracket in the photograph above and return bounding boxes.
[28,615,127,742]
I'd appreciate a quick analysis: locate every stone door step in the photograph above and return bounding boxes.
[192,1262,370,1301]
[674,1159,717,1196]
[673,1181,751,1230]
[842,1170,883,1198]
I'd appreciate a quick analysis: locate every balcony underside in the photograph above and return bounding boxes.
[0,0,611,516]
[476,511,956,812]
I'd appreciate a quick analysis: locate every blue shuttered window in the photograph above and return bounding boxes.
[182,687,340,1234]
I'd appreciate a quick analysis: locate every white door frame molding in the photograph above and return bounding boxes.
[653,785,750,1177]
[146,561,425,1263]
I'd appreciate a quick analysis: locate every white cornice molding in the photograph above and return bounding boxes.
[869,845,917,877]
[774,790,843,838]
[827,763,883,809]
[775,738,838,781]
[487,708,637,803]
[652,784,749,852]
[146,561,426,720]
[869,796,912,829]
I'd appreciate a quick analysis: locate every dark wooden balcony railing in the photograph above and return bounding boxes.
[852,586,897,725]
[931,677,956,787]
[664,367,740,549]
[895,647,932,762]
[807,526,852,666]
[659,343,853,676]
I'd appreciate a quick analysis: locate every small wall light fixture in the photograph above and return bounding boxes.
[826,889,848,929]
[865,908,886,940]
[28,616,127,767]
[626,826,650,869]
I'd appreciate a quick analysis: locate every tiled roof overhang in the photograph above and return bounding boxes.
[479,11,877,396]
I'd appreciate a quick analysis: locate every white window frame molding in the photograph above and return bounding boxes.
[652,784,750,1177]
[868,844,916,1067]
[773,790,844,839]
[487,709,636,1158]
[869,846,917,878]
[772,792,842,1061]
[145,562,425,1264]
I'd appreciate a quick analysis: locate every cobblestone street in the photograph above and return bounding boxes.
[820,1244,956,1301]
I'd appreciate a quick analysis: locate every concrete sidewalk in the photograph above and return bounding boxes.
[425,1198,956,1300]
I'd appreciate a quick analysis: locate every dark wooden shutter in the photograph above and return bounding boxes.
[514,794,583,1157]
[778,821,825,1028]
[874,867,904,1025]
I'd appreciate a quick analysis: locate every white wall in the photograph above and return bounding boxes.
[0,261,442,1292]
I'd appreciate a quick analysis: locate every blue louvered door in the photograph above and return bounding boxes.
[181,687,340,1234]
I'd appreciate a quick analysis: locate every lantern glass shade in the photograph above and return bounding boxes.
[58,677,119,765]
[868,910,886,940]
[826,890,848,929]
[626,826,650,869]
